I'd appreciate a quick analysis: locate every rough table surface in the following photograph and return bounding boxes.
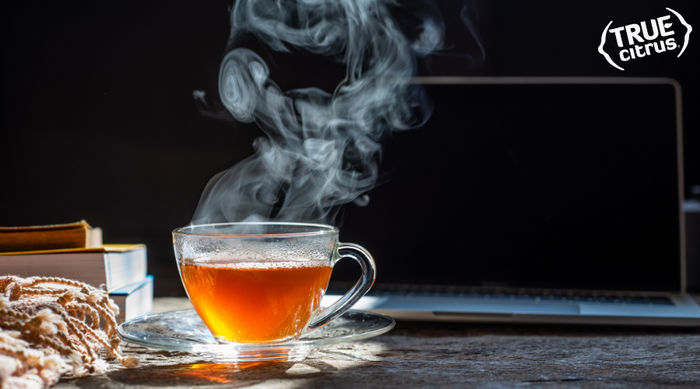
[55,297,700,389]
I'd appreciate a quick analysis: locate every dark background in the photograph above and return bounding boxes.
[1,1,698,295]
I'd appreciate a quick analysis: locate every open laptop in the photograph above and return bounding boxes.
[324,77,700,327]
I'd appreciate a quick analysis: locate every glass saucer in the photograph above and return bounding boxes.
[117,309,395,363]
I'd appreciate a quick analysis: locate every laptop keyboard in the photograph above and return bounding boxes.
[351,284,675,306]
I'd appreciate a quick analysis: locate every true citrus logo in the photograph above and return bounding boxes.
[598,8,692,71]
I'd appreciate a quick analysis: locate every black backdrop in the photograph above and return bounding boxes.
[2,1,698,295]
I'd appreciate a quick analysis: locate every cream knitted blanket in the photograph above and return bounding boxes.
[0,276,138,389]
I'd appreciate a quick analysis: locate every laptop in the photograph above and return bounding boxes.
[324,77,700,327]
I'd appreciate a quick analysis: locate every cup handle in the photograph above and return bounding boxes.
[306,242,376,331]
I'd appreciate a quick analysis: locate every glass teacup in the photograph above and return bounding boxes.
[172,222,375,343]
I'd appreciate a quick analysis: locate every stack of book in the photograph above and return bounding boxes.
[0,221,153,323]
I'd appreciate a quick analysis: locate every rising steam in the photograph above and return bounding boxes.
[192,0,443,225]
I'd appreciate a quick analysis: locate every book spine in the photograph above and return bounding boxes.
[0,228,89,252]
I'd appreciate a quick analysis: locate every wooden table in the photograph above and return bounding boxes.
[55,297,700,389]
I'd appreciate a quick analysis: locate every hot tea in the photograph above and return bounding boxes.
[173,222,376,345]
[180,260,333,343]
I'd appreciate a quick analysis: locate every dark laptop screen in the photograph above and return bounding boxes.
[339,81,681,292]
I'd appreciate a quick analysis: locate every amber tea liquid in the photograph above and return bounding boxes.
[180,260,333,343]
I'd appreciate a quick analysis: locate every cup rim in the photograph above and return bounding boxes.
[172,221,339,238]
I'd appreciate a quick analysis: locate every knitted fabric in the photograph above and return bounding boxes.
[0,276,138,389]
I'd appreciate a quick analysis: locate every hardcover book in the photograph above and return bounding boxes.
[109,275,154,323]
[0,244,147,292]
[0,220,102,252]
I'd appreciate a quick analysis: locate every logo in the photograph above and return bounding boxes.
[598,8,692,71]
